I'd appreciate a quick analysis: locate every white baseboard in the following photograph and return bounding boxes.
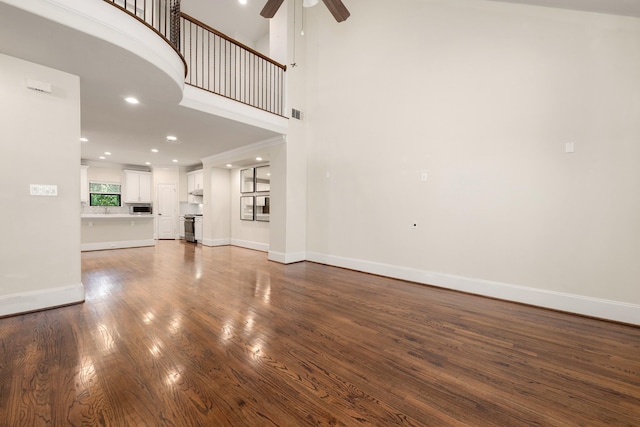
[81,239,156,251]
[268,251,306,264]
[201,238,230,247]
[0,283,85,317]
[306,252,640,326]
[230,239,269,253]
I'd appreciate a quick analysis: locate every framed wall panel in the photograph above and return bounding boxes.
[240,196,255,221]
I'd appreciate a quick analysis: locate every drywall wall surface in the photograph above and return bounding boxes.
[203,166,231,244]
[87,165,123,184]
[303,0,640,305]
[230,168,270,249]
[0,53,83,313]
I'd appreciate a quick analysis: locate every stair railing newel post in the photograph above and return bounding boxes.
[170,0,181,48]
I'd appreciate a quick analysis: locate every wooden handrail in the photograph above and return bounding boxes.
[180,12,287,72]
[103,0,188,77]
[103,1,286,115]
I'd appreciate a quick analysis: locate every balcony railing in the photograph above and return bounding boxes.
[104,0,181,49]
[180,13,287,117]
[102,0,287,117]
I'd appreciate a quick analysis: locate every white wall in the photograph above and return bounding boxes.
[0,53,83,316]
[302,0,640,323]
[230,168,270,251]
[87,165,122,183]
[267,0,307,264]
[202,166,231,246]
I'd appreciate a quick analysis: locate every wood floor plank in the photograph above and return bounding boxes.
[0,241,638,426]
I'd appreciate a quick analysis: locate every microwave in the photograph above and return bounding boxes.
[130,205,152,214]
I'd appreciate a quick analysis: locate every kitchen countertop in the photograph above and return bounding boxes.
[81,214,155,218]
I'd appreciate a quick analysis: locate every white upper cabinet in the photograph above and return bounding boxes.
[187,169,203,191]
[124,170,151,203]
[187,169,203,204]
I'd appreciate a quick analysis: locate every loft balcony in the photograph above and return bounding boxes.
[0,0,288,166]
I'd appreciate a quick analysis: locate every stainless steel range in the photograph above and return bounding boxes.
[184,214,196,243]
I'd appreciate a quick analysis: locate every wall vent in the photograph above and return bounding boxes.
[291,108,303,120]
[26,78,52,94]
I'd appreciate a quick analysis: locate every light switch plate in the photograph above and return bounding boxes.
[30,184,58,196]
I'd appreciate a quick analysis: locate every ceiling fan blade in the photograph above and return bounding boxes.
[260,0,286,18]
[322,0,350,22]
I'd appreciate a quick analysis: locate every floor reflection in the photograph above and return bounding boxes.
[84,271,118,302]
[93,322,118,354]
[253,271,271,304]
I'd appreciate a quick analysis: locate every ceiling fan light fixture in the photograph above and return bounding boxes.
[322,0,350,22]
[261,0,349,21]
[260,0,285,18]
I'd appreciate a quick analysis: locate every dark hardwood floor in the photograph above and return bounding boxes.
[0,241,638,426]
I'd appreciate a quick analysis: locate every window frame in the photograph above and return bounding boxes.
[89,181,122,207]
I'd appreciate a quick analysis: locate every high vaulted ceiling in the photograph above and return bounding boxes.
[489,0,640,18]
[1,0,639,169]
[181,0,269,45]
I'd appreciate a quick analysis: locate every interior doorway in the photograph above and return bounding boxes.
[157,183,177,239]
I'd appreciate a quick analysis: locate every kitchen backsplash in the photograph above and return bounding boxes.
[80,202,201,216]
[180,202,202,216]
[81,203,130,215]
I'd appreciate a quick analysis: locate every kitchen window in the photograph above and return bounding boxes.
[89,182,122,206]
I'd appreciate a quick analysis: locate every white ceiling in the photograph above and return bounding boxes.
[181,0,269,45]
[488,0,640,17]
[0,0,273,169]
[1,0,639,169]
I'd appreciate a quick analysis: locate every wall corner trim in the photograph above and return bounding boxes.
[81,239,156,252]
[268,251,306,264]
[305,252,640,326]
[201,238,231,247]
[0,283,85,317]
[230,239,269,253]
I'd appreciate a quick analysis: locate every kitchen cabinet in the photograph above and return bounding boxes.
[187,169,203,204]
[80,165,89,203]
[179,216,186,239]
[194,216,203,242]
[124,170,151,203]
[81,215,155,251]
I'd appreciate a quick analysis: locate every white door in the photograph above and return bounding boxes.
[157,184,176,239]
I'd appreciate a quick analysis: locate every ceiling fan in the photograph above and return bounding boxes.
[261,0,350,23]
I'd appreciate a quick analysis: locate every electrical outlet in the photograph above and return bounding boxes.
[565,142,575,153]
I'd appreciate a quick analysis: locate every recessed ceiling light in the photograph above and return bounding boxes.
[172,159,178,163]
[145,162,151,165]
[125,97,139,104]
[226,164,233,168]
[80,137,88,142]
[99,156,106,160]
[151,149,159,153]
[166,135,177,141]
[239,0,247,4]
[104,152,111,155]
[256,157,263,161]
